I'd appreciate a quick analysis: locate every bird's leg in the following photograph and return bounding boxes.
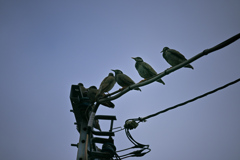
[101,93,107,98]
[120,87,126,91]
[101,92,110,98]
[138,79,147,83]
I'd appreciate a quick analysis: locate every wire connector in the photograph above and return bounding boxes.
[124,120,138,130]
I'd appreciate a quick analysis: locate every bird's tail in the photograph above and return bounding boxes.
[185,64,194,69]
[157,78,165,85]
[95,90,102,100]
[101,101,115,108]
[134,87,141,92]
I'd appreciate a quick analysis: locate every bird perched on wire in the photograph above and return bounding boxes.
[112,69,141,91]
[132,57,165,85]
[96,73,116,99]
[87,86,98,104]
[78,83,88,97]
[160,47,194,69]
[87,86,115,108]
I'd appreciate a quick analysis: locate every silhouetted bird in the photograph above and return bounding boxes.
[160,47,194,69]
[132,57,165,85]
[78,83,88,97]
[96,73,116,98]
[87,86,98,104]
[112,69,141,91]
[87,86,115,108]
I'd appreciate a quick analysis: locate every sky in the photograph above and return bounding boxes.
[0,0,240,160]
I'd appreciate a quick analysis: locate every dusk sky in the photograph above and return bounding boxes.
[0,1,240,160]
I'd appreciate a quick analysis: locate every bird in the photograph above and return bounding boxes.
[160,47,194,69]
[111,69,141,91]
[87,86,98,104]
[87,86,115,108]
[96,73,116,98]
[78,83,88,97]
[132,57,165,85]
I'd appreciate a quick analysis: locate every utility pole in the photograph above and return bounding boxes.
[70,84,117,160]
[68,33,240,160]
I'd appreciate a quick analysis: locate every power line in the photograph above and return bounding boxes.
[98,33,240,103]
[139,78,240,121]
[115,78,239,159]
[70,33,240,159]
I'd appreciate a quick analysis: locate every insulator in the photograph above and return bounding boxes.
[124,120,138,130]
[101,142,116,157]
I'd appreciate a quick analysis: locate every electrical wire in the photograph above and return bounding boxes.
[139,77,240,121]
[113,78,239,159]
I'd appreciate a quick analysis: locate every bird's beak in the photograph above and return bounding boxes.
[111,69,115,72]
[160,50,163,53]
[131,57,135,59]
